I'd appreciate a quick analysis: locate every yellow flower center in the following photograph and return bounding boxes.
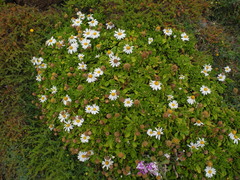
[69,46,73,50]
[107,50,111,54]
[93,108,97,111]
[83,136,87,140]
[93,32,97,35]
[105,161,109,165]
[166,30,169,33]
[126,101,130,104]
[87,107,91,110]
[70,36,74,39]
[97,71,101,74]
[154,81,159,85]
[172,103,175,107]
[157,131,161,135]
[196,120,202,124]
[234,135,238,139]
[63,97,69,101]
[111,92,116,96]
[76,119,80,123]
[204,88,208,91]
[91,20,95,24]
[149,131,153,134]
[118,32,122,36]
[88,74,93,78]
[41,97,45,100]
[84,42,88,46]
[208,170,212,174]
[49,39,53,42]
[66,124,70,127]
[191,96,195,99]
[49,125,53,128]
[126,46,131,50]
[184,35,188,38]
[82,155,86,158]
[200,141,204,144]
[86,32,90,35]
[63,114,66,118]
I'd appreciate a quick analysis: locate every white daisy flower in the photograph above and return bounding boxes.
[77,62,87,70]
[50,86,57,94]
[179,74,185,79]
[163,28,172,36]
[106,50,114,57]
[62,95,72,105]
[57,40,65,48]
[85,105,92,114]
[86,14,93,20]
[106,22,115,29]
[167,95,174,101]
[39,63,47,69]
[224,66,231,73]
[149,80,162,90]
[68,35,77,44]
[80,133,90,143]
[187,96,196,105]
[147,129,157,137]
[169,100,178,109]
[123,44,134,54]
[39,95,47,103]
[194,120,204,126]
[94,68,103,77]
[86,73,97,83]
[114,29,126,40]
[181,33,189,41]
[90,30,100,39]
[81,39,91,49]
[217,74,226,81]
[109,56,121,67]
[78,53,85,60]
[203,64,212,72]
[124,98,133,107]
[76,11,85,19]
[73,116,84,127]
[48,124,54,131]
[204,166,216,178]
[200,85,211,95]
[228,132,240,144]
[148,37,153,44]
[91,104,100,114]
[46,36,56,46]
[31,57,38,65]
[201,69,209,76]
[197,138,206,148]
[102,158,114,170]
[77,151,90,162]
[64,120,73,132]
[88,19,98,27]
[95,54,100,58]
[72,18,82,27]
[187,142,199,150]
[67,43,78,54]
[153,127,164,140]
[58,110,70,123]
[36,57,44,65]
[109,90,119,101]
[36,75,42,82]
[83,28,92,38]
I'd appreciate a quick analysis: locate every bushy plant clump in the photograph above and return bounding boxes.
[32,10,240,179]
[0,3,62,179]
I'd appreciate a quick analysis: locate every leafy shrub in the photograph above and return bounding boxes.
[32,9,240,179]
[0,3,62,179]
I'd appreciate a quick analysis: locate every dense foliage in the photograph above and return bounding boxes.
[1,0,239,179]
[32,10,240,179]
